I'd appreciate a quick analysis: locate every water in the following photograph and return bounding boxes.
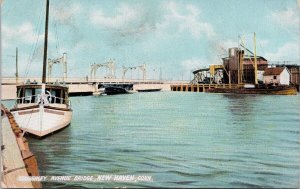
[3,92,300,188]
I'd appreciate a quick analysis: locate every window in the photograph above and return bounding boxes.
[230,48,235,56]
[273,76,277,79]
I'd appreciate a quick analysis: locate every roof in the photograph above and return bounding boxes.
[222,55,267,61]
[263,67,285,76]
[192,68,209,74]
[243,55,267,61]
[17,84,68,90]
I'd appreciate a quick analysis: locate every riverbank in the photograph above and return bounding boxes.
[1,104,41,188]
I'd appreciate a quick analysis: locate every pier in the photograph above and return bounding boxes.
[170,84,243,92]
[1,105,41,188]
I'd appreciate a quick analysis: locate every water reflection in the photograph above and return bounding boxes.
[3,93,299,188]
[28,125,72,175]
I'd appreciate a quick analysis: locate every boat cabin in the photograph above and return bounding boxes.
[16,84,69,105]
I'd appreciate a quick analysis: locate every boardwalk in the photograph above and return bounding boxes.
[1,116,33,188]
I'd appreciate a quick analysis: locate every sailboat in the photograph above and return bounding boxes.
[10,0,72,137]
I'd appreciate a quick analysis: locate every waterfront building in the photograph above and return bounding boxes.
[263,67,290,85]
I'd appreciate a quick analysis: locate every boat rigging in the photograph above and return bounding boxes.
[10,0,73,137]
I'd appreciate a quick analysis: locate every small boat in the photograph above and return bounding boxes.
[92,91,102,96]
[206,85,297,95]
[93,87,105,96]
[137,88,162,92]
[10,0,72,137]
[126,89,138,94]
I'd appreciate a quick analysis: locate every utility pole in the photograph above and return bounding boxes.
[159,67,162,81]
[63,53,67,81]
[16,47,18,84]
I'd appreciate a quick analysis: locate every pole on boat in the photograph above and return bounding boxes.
[15,47,18,84]
[254,32,258,85]
[238,50,244,84]
[229,71,231,88]
[42,0,49,83]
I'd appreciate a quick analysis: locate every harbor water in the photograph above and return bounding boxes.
[3,92,300,188]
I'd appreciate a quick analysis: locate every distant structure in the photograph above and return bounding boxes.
[47,53,67,81]
[270,64,300,87]
[222,47,268,84]
[90,59,116,79]
[122,64,146,80]
[191,47,269,85]
[263,67,290,85]
[191,65,224,84]
[191,47,300,91]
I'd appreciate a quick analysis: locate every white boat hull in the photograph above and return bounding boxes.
[11,105,72,137]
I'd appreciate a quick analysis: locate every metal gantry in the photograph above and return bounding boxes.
[90,59,116,79]
[122,64,146,80]
[191,65,225,84]
[47,53,67,82]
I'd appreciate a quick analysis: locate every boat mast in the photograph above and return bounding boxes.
[253,32,258,85]
[42,0,49,83]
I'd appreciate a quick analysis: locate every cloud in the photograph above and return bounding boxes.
[271,7,299,27]
[50,2,84,47]
[216,39,237,54]
[51,3,81,25]
[90,4,138,29]
[179,58,212,80]
[2,20,58,77]
[158,1,215,39]
[2,21,55,49]
[89,2,158,46]
[207,36,270,64]
[264,42,300,61]
[259,39,269,47]
[89,1,215,47]
[181,58,209,72]
[3,22,43,45]
[206,38,237,63]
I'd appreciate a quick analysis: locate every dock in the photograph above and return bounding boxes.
[170,84,243,92]
[1,105,41,188]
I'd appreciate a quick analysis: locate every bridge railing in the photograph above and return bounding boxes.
[1,77,190,85]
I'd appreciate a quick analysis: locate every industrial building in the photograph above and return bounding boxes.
[191,47,268,85]
[222,47,268,84]
[191,47,299,91]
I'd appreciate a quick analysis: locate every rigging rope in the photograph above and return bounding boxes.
[24,0,45,78]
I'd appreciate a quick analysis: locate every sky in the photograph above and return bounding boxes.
[1,0,300,80]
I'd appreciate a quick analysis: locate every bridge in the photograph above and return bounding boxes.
[1,77,189,100]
